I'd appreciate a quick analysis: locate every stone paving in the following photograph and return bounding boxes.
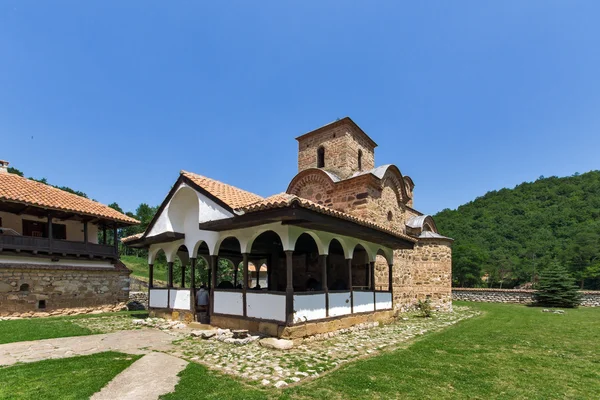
[0,306,479,390]
[168,306,479,388]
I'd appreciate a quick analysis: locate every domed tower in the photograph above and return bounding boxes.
[296,117,377,180]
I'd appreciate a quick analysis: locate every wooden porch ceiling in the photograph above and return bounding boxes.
[199,205,414,250]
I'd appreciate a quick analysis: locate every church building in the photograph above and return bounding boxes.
[123,117,452,338]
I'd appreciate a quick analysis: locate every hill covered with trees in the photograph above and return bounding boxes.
[434,171,600,289]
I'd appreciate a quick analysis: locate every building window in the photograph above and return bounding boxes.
[38,300,46,309]
[387,211,393,222]
[19,283,29,293]
[317,146,325,168]
[358,150,363,171]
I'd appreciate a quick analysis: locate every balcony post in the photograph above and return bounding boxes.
[388,263,394,309]
[47,214,53,253]
[83,221,88,244]
[102,225,107,245]
[181,263,186,288]
[113,223,118,257]
[190,258,196,290]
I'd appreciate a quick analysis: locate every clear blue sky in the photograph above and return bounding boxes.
[2,1,599,216]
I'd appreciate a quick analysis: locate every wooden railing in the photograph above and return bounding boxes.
[0,235,117,258]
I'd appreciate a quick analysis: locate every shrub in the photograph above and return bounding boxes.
[417,298,433,318]
[533,260,581,308]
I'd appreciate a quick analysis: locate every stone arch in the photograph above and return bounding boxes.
[167,186,200,233]
[244,228,287,254]
[286,169,336,205]
[379,165,409,206]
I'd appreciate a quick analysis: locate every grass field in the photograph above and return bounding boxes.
[0,311,147,344]
[121,255,168,284]
[1,302,598,399]
[165,302,600,399]
[0,352,140,400]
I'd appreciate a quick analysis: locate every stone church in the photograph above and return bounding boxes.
[124,117,452,338]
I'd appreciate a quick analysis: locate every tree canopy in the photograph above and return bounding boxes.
[435,171,600,289]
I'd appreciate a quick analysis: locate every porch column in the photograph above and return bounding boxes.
[242,253,249,317]
[167,262,174,288]
[210,255,218,315]
[389,263,394,309]
[285,250,294,325]
[319,254,328,317]
[148,264,154,289]
[347,258,353,313]
[181,263,186,288]
[370,261,376,309]
[190,258,196,290]
[233,261,238,288]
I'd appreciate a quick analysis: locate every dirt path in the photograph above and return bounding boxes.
[0,329,176,366]
[91,352,188,400]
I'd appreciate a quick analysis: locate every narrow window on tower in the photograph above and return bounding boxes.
[358,150,363,171]
[317,146,325,168]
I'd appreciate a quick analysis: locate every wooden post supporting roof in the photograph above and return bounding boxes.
[167,262,174,288]
[210,255,217,316]
[285,250,294,325]
[347,258,353,313]
[320,254,328,317]
[148,264,154,289]
[242,253,249,317]
[370,261,376,309]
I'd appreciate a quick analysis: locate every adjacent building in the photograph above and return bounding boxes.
[124,117,452,338]
[0,160,139,315]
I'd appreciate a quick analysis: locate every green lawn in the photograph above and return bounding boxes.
[0,352,140,400]
[1,303,598,399]
[0,311,147,344]
[164,302,600,399]
[122,255,168,284]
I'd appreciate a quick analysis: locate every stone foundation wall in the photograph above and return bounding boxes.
[0,263,130,315]
[210,309,395,339]
[452,288,600,307]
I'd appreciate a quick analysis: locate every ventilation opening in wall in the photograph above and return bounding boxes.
[387,211,393,222]
[38,300,46,309]
[19,283,29,293]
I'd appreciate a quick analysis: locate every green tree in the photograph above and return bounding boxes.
[7,167,24,176]
[532,260,581,308]
[452,243,485,287]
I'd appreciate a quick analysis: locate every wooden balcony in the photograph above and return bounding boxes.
[0,235,117,259]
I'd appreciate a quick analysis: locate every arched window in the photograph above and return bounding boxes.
[358,150,363,171]
[19,283,29,293]
[317,146,325,168]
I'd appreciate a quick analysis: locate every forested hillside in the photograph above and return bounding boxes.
[435,171,600,289]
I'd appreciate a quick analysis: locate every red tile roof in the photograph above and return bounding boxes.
[182,171,264,209]
[239,193,417,242]
[0,172,139,225]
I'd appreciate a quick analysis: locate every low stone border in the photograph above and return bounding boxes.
[452,288,600,307]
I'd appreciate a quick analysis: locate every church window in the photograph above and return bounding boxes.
[358,150,363,171]
[317,146,325,168]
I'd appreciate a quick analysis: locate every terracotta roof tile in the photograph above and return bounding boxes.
[182,171,264,209]
[121,233,143,243]
[0,173,139,225]
[239,193,417,242]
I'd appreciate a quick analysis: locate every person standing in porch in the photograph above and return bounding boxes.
[196,285,209,311]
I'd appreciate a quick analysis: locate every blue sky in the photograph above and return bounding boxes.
[1,1,599,216]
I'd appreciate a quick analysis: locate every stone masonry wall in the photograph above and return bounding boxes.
[453,288,600,307]
[0,264,130,315]
[297,122,375,179]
